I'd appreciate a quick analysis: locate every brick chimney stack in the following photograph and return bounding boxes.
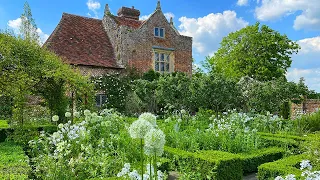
[117,6,140,20]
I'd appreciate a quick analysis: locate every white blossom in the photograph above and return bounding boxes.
[52,115,59,122]
[129,119,153,139]
[144,129,166,156]
[65,112,72,118]
[139,112,157,127]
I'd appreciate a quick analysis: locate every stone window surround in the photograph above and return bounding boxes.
[154,27,165,38]
[152,47,175,73]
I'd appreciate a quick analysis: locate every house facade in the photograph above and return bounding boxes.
[44,1,193,77]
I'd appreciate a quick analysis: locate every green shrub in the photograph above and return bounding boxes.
[257,154,308,179]
[0,142,30,179]
[294,111,320,132]
[164,146,243,180]
[239,147,286,174]
[0,120,9,128]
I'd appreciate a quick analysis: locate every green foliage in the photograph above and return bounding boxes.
[0,32,94,125]
[0,96,12,118]
[258,154,309,179]
[0,142,31,179]
[239,147,285,174]
[164,146,243,180]
[294,111,320,132]
[208,22,300,81]
[0,120,8,128]
[19,2,40,42]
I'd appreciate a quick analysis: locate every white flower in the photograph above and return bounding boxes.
[58,124,64,129]
[129,119,153,139]
[144,129,166,156]
[275,176,284,180]
[73,111,80,118]
[128,170,141,180]
[52,115,59,122]
[139,112,157,127]
[177,118,182,123]
[284,174,296,180]
[181,109,186,114]
[157,170,164,180]
[84,109,91,116]
[300,160,312,170]
[65,112,71,118]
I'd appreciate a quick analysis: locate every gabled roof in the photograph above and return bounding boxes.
[44,13,120,68]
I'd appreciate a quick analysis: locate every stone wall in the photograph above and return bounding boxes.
[291,99,320,118]
[75,65,122,78]
[102,8,192,75]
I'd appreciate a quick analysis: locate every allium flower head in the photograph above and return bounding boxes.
[139,112,157,127]
[84,109,91,116]
[52,115,59,122]
[65,112,71,118]
[144,128,166,156]
[58,124,64,129]
[73,111,80,118]
[284,174,296,180]
[129,119,153,139]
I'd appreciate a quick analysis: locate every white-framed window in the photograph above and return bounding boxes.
[154,27,165,38]
[154,52,170,73]
[95,94,107,107]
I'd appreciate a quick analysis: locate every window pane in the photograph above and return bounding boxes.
[160,62,165,71]
[160,28,164,37]
[165,63,170,71]
[101,95,107,105]
[155,52,159,61]
[95,95,100,106]
[161,53,165,61]
[155,28,159,36]
[155,63,159,71]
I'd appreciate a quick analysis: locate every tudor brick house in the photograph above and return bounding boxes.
[44,1,193,77]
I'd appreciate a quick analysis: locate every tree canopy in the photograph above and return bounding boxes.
[207,22,300,81]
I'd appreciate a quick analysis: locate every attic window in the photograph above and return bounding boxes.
[154,27,165,38]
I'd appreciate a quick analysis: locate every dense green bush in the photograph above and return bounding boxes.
[0,120,8,128]
[239,147,285,174]
[258,154,308,179]
[164,146,243,180]
[0,142,30,179]
[294,111,320,132]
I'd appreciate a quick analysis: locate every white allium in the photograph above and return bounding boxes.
[58,124,64,129]
[300,160,312,170]
[129,119,153,139]
[73,111,80,118]
[84,109,91,116]
[52,115,59,122]
[65,112,71,118]
[144,128,166,156]
[139,112,157,127]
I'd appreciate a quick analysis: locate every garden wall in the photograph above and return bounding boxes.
[291,99,320,118]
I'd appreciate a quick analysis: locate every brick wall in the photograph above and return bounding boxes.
[102,8,192,75]
[291,99,320,118]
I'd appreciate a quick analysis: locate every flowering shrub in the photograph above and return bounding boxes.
[275,160,320,180]
[29,110,133,179]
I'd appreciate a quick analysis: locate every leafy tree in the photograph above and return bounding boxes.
[208,22,300,81]
[19,2,40,42]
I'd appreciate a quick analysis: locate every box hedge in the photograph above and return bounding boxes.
[257,154,308,180]
[164,146,243,180]
[0,142,31,179]
[239,147,286,174]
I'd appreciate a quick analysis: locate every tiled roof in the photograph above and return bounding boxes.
[113,16,144,29]
[44,13,120,68]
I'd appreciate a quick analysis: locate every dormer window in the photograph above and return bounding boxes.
[154,27,165,38]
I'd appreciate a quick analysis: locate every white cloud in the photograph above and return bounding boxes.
[255,0,320,30]
[287,36,320,92]
[7,17,49,44]
[86,0,101,18]
[178,10,248,56]
[140,14,151,20]
[237,0,249,6]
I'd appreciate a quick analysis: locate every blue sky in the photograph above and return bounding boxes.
[1,0,320,92]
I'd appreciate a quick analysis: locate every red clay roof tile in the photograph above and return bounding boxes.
[44,13,120,68]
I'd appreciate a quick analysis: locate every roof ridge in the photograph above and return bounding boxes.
[62,12,102,21]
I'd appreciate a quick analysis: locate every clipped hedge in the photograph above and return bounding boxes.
[0,142,31,179]
[0,124,57,143]
[239,147,286,174]
[257,154,308,179]
[164,146,243,180]
[260,136,299,147]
